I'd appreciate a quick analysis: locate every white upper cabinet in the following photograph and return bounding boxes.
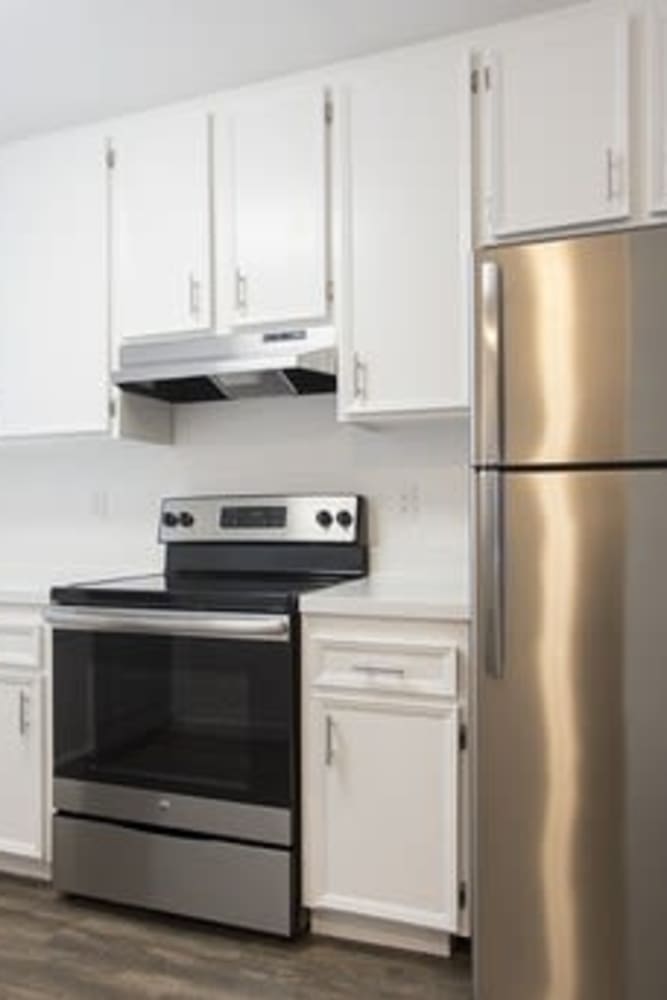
[649,4,667,213]
[0,127,110,437]
[219,85,330,328]
[481,6,630,238]
[110,108,213,341]
[337,42,470,418]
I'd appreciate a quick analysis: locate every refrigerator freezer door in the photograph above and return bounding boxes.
[474,227,667,467]
[476,468,667,1000]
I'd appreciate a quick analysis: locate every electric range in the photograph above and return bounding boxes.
[46,494,367,937]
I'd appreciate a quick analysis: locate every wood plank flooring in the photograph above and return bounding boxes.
[0,876,472,999]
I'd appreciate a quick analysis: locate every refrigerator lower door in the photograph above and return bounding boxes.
[476,468,667,1000]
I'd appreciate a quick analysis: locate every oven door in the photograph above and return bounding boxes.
[47,607,296,846]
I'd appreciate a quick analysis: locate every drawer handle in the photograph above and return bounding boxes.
[352,665,406,678]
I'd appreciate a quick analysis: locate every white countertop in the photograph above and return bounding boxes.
[0,583,50,606]
[299,573,471,621]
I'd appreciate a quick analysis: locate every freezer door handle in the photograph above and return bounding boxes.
[475,260,504,465]
[479,472,505,679]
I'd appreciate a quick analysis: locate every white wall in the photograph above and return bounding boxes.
[0,397,470,596]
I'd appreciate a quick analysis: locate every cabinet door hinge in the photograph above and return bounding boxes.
[326,278,334,304]
[325,97,334,125]
[458,723,468,752]
[105,145,116,170]
[458,881,468,912]
[470,69,480,95]
[483,65,492,91]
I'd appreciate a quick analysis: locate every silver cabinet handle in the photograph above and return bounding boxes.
[478,470,505,679]
[18,690,29,735]
[352,665,406,678]
[353,352,367,400]
[235,268,248,311]
[188,273,202,317]
[45,606,290,643]
[475,260,503,465]
[325,714,335,766]
[606,147,615,201]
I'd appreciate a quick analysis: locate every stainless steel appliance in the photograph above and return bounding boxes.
[47,494,366,937]
[474,228,667,1000]
[112,325,337,402]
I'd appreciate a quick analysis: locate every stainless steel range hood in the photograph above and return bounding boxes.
[112,327,337,403]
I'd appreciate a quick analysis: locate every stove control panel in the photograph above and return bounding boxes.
[159,495,363,544]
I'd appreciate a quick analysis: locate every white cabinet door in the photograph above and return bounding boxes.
[312,698,459,931]
[111,108,213,340]
[0,128,109,437]
[0,672,43,859]
[649,5,667,213]
[483,6,629,237]
[338,43,469,418]
[225,86,329,327]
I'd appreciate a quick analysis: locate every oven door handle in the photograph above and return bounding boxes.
[44,606,291,642]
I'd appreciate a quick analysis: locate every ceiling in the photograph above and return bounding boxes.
[0,0,574,143]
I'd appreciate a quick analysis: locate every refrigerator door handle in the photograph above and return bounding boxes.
[479,471,505,680]
[476,260,504,465]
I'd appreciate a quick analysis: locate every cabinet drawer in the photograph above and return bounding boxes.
[0,622,42,669]
[315,640,458,697]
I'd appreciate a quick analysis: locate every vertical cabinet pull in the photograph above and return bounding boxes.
[325,714,335,766]
[235,268,248,311]
[353,353,367,401]
[18,690,29,736]
[605,147,615,202]
[188,273,202,318]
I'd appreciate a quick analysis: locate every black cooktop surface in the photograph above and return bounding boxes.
[50,572,347,614]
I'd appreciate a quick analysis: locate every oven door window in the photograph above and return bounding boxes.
[53,631,295,808]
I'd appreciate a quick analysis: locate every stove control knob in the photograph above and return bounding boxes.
[179,511,195,528]
[162,511,179,528]
[336,509,353,529]
[316,509,333,529]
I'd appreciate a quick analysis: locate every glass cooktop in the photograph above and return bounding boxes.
[50,572,346,614]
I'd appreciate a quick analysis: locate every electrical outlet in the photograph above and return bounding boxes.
[397,484,421,517]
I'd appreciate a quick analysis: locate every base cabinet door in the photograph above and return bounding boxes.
[0,671,43,859]
[311,697,459,931]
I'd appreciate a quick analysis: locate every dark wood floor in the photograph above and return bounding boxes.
[0,876,472,999]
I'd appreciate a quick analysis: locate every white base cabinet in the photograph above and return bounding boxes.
[302,614,470,956]
[0,606,48,875]
[0,671,43,858]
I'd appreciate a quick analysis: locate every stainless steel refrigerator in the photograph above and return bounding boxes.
[474,227,667,1000]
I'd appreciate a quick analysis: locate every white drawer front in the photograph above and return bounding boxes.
[0,623,42,669]
[316,640,458,697]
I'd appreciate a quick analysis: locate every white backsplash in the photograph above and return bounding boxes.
[0,395,470,595]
